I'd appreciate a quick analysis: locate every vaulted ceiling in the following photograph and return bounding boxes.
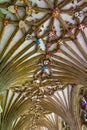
[0,0,87,130]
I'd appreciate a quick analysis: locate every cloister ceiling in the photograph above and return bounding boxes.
[0,0,87,130]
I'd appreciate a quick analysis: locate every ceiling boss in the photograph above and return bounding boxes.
[52,7,60,18]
